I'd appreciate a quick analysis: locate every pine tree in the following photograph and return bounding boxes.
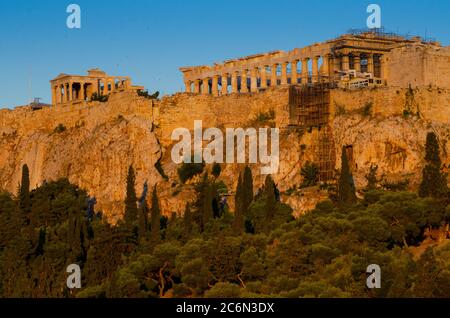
[19,164,31,216]
[150,185,161,243]
[419,132,446,198]
[413,247,440,297]
[264,175,276,225]
[233,172,244,234]
[124,165,138,226]
[338,146,357,206]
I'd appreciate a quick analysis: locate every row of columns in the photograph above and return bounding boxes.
[185,56,330,96]
[52,77,130,105]
[185,53,384,96]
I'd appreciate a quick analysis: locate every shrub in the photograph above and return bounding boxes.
[211,162,221,178]
[255,110,275,123]
[178,161,205,183]
[335,103,346,116]
[53,123,66,133]
[362,102,373,117]
[91,92,108,102]
[215,180,228,195]
[381,179,410,191]
[137,90,160,100]
[300,162,319,188]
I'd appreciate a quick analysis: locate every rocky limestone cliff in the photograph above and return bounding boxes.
[1,88,449,222]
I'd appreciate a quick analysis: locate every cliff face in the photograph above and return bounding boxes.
[0,114,160,222]
[0,87,449,222]
[332,114,450,189]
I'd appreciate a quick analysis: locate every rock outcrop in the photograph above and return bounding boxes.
[1,87,448,222]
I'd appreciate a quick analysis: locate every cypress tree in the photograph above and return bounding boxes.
[264,175,276,225]
[19,164,31,215]
[124,165,138,226]
[138,201,149,241]
[233,172,244,234]
[197,174,213,231]
[183,203,193,239]
[419,132,446,198]
[202,183,214,228]
[242,166,254,215]
[150,185,161,243]
[338,146,357,206]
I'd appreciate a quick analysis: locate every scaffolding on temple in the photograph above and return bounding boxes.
[316,125,336,181]
[289,83,336,181]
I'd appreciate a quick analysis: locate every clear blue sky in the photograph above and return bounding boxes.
[0,0,449,108]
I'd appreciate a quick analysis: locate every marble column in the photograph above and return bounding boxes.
[250,68,258,92]
[380,55,387,80]
[54,86,58,104]
[342,54,350,71]
[270,64,278,87]
[194,79,200,93]
[353,53,361,72]
[291,60,298,84]
[367,54,374,74]
[103,79,109,95]
[221,74,228,95]
[185,80,192,93]
[302,58,309,83]
[80,82,85,101]
[60,84,64,103]
[241,70,248,93]
[212,75,219,96]
[321,55,330,77]
[328,54,337,78]
[52,86,56,105]
[281,62,288,85]
[231,71,238,93]
[202,78,210,95]
[67,83,71,102]
[312,56,319,83]
[260,66,268,88]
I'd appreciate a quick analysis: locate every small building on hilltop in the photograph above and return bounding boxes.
[50,68,144,106]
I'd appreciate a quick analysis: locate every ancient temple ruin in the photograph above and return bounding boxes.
[178,30,449,182]
[50,68,143,106]
[180,30,449,95]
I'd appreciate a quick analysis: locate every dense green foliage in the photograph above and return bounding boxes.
[0,130,449,299]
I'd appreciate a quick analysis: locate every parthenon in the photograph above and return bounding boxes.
[180,31,449,95]
[50,68,140,105]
